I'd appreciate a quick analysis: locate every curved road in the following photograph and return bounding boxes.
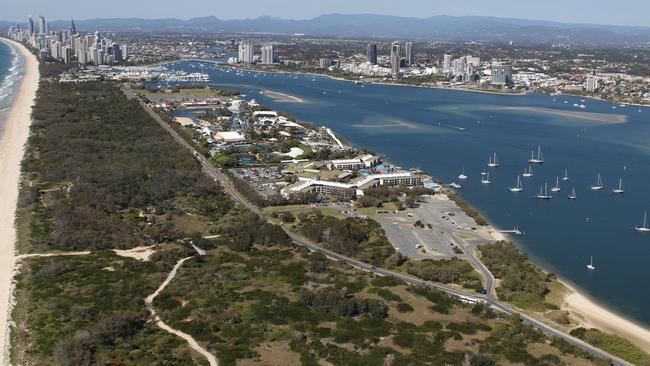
[135,94,630,366]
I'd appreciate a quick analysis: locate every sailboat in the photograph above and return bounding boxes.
[529,146,544,164]
[522,165,533,178]
[481,170,491,184]
[509,175,523,192]
[488,153,499,167]
[635,212,650,232]
[612,178,624,194]
[591,174,604,191]
[568,187,577,200]
[586,256,596,271]
[562,169,569,181]
[536,183,552,199]
[458,167,468,180]
[551,176,561,193]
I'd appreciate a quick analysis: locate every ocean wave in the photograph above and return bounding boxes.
[0,46,23,106]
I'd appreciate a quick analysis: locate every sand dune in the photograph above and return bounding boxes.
[0,39,39,364]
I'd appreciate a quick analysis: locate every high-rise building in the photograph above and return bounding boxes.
[390,42,401,76]
[443,54,452,73]
[319,58,330,69]
[238,40,255,63]
[113,43,123,62]
[491,62,513,86]
[38,16,46,34]
[367,43,377,64]
[586,77,599,92]
[261,44,275,65]
[70,19,76,35]
[27,16,34,35]
[405,42,414,66]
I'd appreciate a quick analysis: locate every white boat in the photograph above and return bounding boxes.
[522,165,533,177]
[635,212,650,232]
[529,146,544,164]
[481,171,491,184]
[458,167,468,180]
[562,168,569,181]
[586,256,596,271]
[612,178,624,194]
[537,183,552,199]
[568,187,577,200]
[509,175,523,192]
[488,153,499,167]
[551,176,561,193]
[591,174,604,191]
[449,182,462,189]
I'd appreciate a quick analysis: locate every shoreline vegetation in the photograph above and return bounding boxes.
[0,38,39,365]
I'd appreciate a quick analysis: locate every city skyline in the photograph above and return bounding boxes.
[4,0,650,27]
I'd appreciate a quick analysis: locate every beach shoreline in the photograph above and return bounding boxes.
[0,38,39,364]
[559,279,650,353]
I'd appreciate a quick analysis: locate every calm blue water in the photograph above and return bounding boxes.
[154,61,650,327]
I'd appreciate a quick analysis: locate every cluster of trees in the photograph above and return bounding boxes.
[55,312,147,366]
[217,210,289,252]
[479,242,552,307]
[298,212,395,265]
[406,258,483,291]
[23,79,233,251]
[299,287,388,319]
[357,185,436,209]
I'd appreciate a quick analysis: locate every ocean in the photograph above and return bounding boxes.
[152,60,650,328]
[0,41,24,133]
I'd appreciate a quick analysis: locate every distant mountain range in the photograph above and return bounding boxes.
[3,14,650,44]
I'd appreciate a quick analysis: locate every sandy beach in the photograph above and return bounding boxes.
[0,39,39,363]
[561,280,650,354]
[263,90,304,103]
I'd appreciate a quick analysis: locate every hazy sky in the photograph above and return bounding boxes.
[6,0,650,27]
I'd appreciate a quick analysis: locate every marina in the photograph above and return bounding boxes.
[153,60,650,328]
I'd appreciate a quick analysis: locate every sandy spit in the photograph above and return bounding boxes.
[0,38,39,364]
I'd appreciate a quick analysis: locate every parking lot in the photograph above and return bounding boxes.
[230,167,285,197]
[376,195,499,260]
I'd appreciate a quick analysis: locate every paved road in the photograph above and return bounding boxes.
[135,95,630,366]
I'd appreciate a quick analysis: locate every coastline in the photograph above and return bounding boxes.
[559,279,650,353]
[0,39,39,364]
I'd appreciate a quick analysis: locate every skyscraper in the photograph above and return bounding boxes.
[367,43,377,64]
[390,42,401,76]
[261,44,275,65]
[70,20,76,35]
[27,16,34,35]
[38,16,46,34]
[491,62,513,86]
[238,40,254,63]
[405,42,414,66]
[443,54,452,73]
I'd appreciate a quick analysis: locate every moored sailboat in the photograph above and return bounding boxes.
[529,146,544,164]
[537,183,552,199]
[562,168,569,181]
[635,212,650,232]
[509,175,523,192]
[551,176,561,193]
[568,187,577,200]
[612,178,624,194]
[488,152,499,167]
[522,165,533,178]
[591,174,603,191]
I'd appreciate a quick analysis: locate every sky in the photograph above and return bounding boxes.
[5,0,650,27]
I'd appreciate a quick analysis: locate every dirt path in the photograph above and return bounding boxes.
[145,256,219,366]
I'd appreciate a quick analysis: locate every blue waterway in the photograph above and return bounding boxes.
[155,61,650,327]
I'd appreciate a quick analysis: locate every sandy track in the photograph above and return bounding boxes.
[145,256,218,366]
[0,38,39,365]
